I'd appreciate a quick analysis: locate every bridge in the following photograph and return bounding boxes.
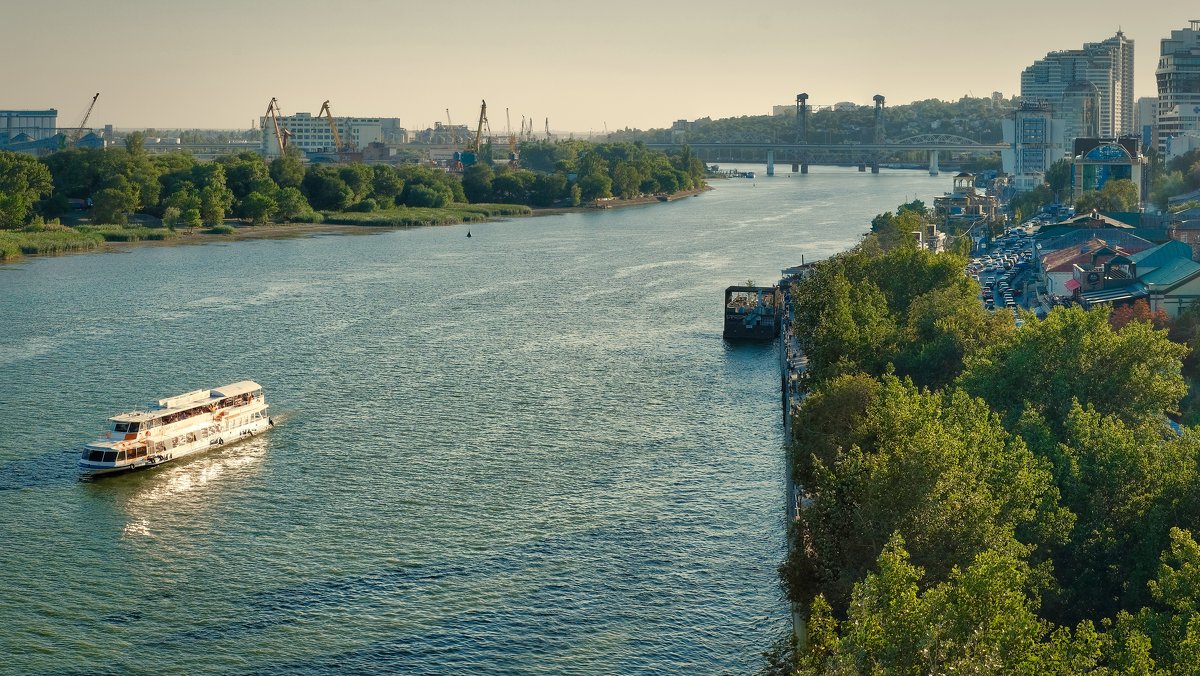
[649,93,1008,175]
[646,134,1007,176]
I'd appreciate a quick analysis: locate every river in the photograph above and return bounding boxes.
[0,166,945,674]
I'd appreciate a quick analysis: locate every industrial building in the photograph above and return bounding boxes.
[1,109,58,145]
[260,110,385,157]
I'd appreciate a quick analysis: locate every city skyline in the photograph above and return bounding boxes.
[1,0,1195,133]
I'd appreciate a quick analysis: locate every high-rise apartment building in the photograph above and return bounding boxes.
[1001,100,1066,192]
[1021,31,1135,143]
[1136,96,1159,149]
[1156,20,1200,154]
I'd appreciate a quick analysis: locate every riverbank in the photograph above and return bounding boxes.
[0,187,712,263]
[531,185,711,217]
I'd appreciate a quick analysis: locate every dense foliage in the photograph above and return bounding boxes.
[0,140,702,237]
[609,96,1013,146]
[776,215,1200,672]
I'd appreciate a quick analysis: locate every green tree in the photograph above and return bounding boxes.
[301,166,353,211]
[275,186,315,222]
[1039,405,1200,623]
[370,165,404,208]
[782,374,1070,614]
[611,161,641,198]
[182,208,202,228]
[199,182,234,227]
[405,184,446,208]
[240,191,277,225]
[490,171,534,204]
[1046,158,1072,198]
[1076,179,1140,213]
[461,163,494,203]
[337,163,374,204]
[958,306,1187,431]
[91,176,138,225]
[269,147,306,189]
[798,537,1104,674]
[578,172,612,202]
[218,151,276,204]
[1011,184,1054,223]
[0,151,53,228]
[530,173,568,207]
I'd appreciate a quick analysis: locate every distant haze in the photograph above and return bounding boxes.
[2,0,1194,133]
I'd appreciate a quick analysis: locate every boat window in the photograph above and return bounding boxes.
[128,422,141,433]
[102,451,117,463]
[116,451,125,461]
[88,450,105,462]
[114,422,129,433]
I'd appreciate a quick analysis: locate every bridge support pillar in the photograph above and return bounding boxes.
[792,162,799,172]
[858,162,866,172]
[801,163,808,174]
[766,149,775,176]
[870,161,879,174]
[928,150,940,176]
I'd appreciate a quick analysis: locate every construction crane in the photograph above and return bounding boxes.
[545,117,552,141]
[318,100,348,161]
[445,108,459,149]
[505,108,518,162]
[458,100,489,168]
[470,100,488,154]
[72,92,99,145]
[264,98,291,156]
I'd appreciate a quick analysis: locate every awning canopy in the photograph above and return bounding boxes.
[1080,287,1143,305]
[1064,278,1081,291]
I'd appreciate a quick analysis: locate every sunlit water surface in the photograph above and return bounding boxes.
[0,167,944,674]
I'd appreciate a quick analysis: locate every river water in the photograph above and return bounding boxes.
[0,167,944,674]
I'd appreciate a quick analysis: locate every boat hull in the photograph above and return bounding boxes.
[79,417,272,476]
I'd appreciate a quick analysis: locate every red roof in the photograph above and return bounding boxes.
[1064,278,1081,291]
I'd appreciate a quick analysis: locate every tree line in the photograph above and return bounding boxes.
[773,217,1200,672]
[610,96,1012,146]
[0,136,706,230]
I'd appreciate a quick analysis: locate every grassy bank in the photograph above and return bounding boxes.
[0,228,105,261]
[77,225,178,242]
[0,224,182,261]
[322,203,532,227]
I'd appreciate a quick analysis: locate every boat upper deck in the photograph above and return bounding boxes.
[109,381,263,423]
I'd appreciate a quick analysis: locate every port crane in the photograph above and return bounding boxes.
[469,99,488,154]
[264,98,291,156]
[71,92,99,145]
[545,117,553,141]
[318,100,350,161]
[445,108,459,149]
[505,108,518,163]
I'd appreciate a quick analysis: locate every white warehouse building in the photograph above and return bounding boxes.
[260,111,383,157]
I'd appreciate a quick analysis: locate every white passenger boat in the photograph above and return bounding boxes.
[79,381,272,475]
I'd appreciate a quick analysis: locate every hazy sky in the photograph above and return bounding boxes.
[3,0,1196,133]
